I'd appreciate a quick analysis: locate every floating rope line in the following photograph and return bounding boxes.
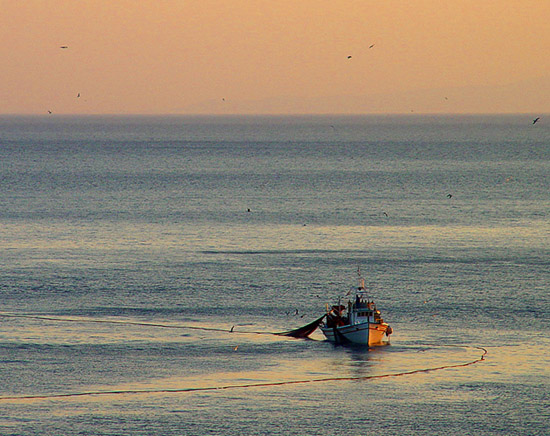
[0,312,277,335]
[0,346,487,402]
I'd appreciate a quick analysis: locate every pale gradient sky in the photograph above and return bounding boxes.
[1,0,549,114]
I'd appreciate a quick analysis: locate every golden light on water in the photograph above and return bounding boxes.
[2,222,547,253]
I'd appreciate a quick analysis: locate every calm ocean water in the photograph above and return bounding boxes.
[0,115,548,435]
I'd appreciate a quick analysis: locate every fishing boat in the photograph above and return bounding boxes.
[320,274,393,345]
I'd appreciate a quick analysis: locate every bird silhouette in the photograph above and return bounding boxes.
[532,117,540,125]
[447,194,453,198]
[60,46,68,49]
[347,55,352,59]
[369,44,375,48]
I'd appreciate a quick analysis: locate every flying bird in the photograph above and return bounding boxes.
[532,117,540,125]
[60,46,68,49]
[447,194,453,198]
[47,110,52,114]
[347,55,352,59]
[369,44,375,48]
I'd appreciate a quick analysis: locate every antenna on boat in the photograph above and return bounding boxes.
[357,267,365,290]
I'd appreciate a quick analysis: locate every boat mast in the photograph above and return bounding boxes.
[357,266,365,290]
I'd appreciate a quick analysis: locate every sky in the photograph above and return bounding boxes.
[1,0,549,115]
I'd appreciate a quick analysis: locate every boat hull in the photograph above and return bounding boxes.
[320,322,389,345]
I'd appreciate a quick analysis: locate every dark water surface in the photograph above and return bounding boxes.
[0,115,548,435]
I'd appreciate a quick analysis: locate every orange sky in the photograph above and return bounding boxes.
[1,0,549,114]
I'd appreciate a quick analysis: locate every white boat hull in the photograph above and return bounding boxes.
[320,322,389,345]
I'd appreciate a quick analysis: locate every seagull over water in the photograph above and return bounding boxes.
[532,117,540,125]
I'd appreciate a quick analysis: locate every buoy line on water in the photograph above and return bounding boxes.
[0,312,279,335]
[0,329,487,402]
[0,312,487,402]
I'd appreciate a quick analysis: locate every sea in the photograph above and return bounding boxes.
[0,114,548,435]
